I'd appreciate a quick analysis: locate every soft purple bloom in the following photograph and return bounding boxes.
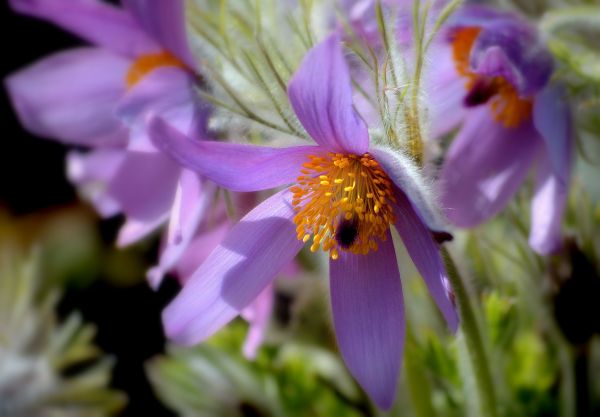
[431,5,573,255]
[151,35,458,409]
[5,0,211,252]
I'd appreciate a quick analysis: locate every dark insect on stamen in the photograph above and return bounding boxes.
[464,77,498,107]
[335,217,359,249]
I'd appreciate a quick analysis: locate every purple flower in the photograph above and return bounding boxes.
[150,35,458,409]
[431,5,573,255]
[5,0,211,251]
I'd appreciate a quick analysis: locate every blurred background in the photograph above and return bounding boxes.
[1,2,177,415]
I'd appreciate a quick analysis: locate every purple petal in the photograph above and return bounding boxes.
[440,107,539,227]
[427,45,467,138]
[122,0,197,70]
[150,117,318,191]
[5,48,129,147]
[9,0,157,58]
[172,221,231,282]
[329,233,404,409]
[369,147,448,232]
[241,284,274,359]
[163,190,304,345]
[66,149,125,217]
[394,191,458,331]
[288,34,369,154]
[117,216,167,247]
[468,16,554,96]
[107,151,180,223]
[533,84,573,185]
[147,173,213,290]
[529,154,568,255]
[117,67,209,152]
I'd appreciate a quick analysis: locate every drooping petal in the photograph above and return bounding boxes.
[288,34,369,155]
[241,284,274,359]
[150,117,317,191]
[117,67,209,152]
[122,0,197,69]
[107,151,180,224]
[439,107,539,227]
[163,190,303,345]
[369,146,447,232]
[5,48,129,147]
[529,154,568,255]
[9,0,157,58]
[329,233,404,409]
[533,83,573,185]
[394,191,458,331]
[147,173,213,290]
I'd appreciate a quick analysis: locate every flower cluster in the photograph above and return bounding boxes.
[5,0,575,411]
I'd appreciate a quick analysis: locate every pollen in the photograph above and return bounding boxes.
[126,51,187,89]
[292,153,396,259]
[451,27,532,128]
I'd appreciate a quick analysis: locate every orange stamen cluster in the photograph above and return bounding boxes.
[126,51,186,89]
[451,27,532,128]
[291,153,397,260]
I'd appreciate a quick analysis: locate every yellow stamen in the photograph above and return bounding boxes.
[292,153,396,260]
[126,51,187,89]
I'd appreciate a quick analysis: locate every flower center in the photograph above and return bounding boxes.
[291,153,396,260]
[451,27,532,128]
[126,51,186,89]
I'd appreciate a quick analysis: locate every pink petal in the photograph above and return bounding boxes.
[163,190,303,345]
[241,284,274,359]
[150,117,318,191]
[394,190,458,331]
[329,233,404,409]
[5,48,129,146]
[288,34,369,154]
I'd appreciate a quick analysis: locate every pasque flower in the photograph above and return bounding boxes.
[151,34,458,409]
[5,0,210,250]
[432,5,573,255]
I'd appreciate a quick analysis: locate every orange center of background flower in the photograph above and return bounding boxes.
[126,51,187,89]
[291,153,396,260]
[451,27,532,128]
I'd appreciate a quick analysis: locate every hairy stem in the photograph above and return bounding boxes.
[442,248,499,417]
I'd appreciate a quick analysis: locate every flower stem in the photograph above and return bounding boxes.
[442,248,498,417]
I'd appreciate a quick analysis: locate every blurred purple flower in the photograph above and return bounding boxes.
[4,0,211,249]
[150,35,458,409]
[431,5,573,255]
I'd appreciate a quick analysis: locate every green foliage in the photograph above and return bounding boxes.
[147,322,365,417]
[0,248,125,416]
